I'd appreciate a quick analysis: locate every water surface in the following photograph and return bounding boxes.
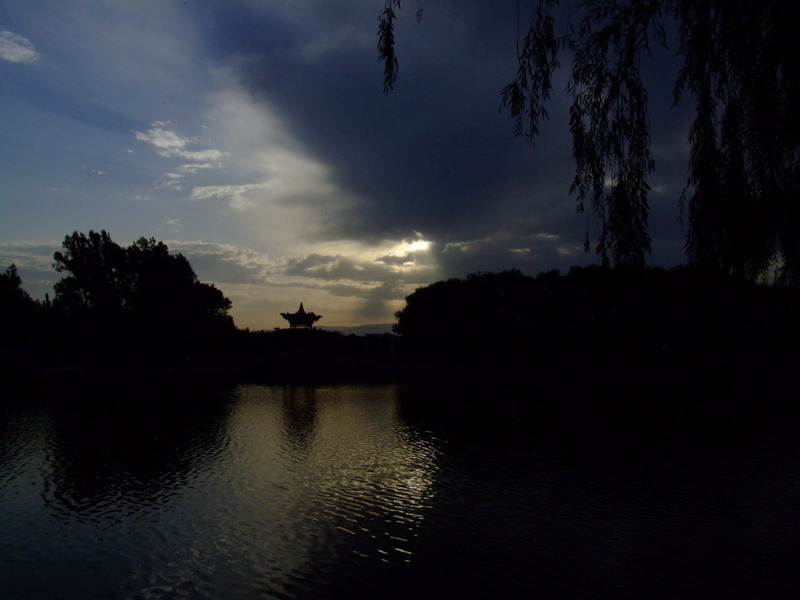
[1,381,799,598]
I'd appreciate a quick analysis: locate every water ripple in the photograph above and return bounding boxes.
[2,382,800,598]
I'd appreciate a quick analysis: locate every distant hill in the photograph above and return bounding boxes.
[320,323,395,336]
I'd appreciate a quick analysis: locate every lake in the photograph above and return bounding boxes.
[2,380,799,598]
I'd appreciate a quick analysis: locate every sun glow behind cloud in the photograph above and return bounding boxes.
[133,84,443,329]
[244,234,438,329]
[397,236,432,255]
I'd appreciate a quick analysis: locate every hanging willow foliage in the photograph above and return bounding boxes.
[378,0,799,283]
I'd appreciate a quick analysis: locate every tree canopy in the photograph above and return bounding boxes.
[393,266,799,370]
[51,231,233,358]
[52,230,232,323]
[1,264,37,336]
[0,264,35,312]
[378,1,799,283]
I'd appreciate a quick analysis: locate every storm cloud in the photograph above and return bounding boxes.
[1,1,691,329]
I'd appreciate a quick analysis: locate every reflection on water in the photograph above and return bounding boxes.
[279,386,319,456]
[42,384,234,520]
[0,383,443,599]
[225,385,441,597]
[1,381,800,598]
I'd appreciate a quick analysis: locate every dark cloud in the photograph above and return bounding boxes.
[434,234,583,280]
[195,0,690,278]
[323,280,406,302]
[313,280,408,320]
[200,1,574,240]
[356,281,406,320]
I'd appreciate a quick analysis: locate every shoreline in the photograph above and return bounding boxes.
[3,351,796,389]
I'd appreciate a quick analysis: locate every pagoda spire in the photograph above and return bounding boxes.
[280,302,322,329]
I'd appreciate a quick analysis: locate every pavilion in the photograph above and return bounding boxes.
[280,303,322,329]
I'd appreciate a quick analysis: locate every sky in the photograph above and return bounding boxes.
[0,1,692,331]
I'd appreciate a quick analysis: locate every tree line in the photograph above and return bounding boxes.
[393,267,799,371]
[4,232,797,375]
[2,231,235,363]
[1,230,399,370]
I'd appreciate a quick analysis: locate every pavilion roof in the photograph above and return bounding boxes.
[280,302,322,325]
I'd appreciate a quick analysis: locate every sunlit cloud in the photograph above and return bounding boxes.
[160,234,437,328]
[168,241,277,285]
[400,238,432,253]
[283,254,402,282]
[159,173,184,191]
[174,148,225,162]
[0,31,39,64]
[0,234,430,330]
[134,125,226,162]
[200,85,344,206]
[135,126,185,151]
[178,163,216,174]
[163,240,394,328]
[374,234,436,271]
[190,183,272,211]
[133,123,226,191]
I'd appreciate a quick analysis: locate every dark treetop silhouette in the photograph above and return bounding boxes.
[48,230,235,361]
[378,1,799,283]
[0,264,35,316]
[3,256,799,382]
[280,303,322,329]
[393,266,799,371]
[0,264,38,346]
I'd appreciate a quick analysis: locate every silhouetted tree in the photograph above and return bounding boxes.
[52,231,233,360]
[393,266,799,370]
[1,264,34,313]
[124,236,232,326]
[1,264,38,345]
[52,230,128,316]
[394,270,539,363]
[378,1,799,282]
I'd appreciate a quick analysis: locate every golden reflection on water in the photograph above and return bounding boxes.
[227,384,442,580]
